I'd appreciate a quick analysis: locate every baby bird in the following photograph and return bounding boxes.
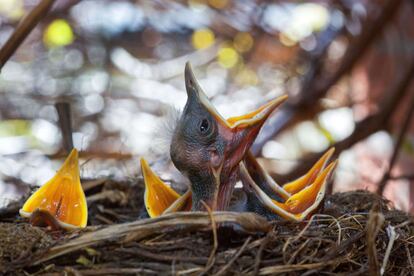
[142,62,337,221]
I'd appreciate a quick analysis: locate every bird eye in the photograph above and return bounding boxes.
[199,119,210,133]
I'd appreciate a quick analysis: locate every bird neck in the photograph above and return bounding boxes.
[188,170,218,211]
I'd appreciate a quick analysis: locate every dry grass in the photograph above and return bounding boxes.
[0,179,413,275]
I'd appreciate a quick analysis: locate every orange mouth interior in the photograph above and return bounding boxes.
[283,148,335,194]
[272,161,337,217]
[141,158,191,218]
[19,149,88,230]
[240,148,337,221]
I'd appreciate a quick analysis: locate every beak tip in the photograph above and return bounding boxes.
[280,94,289,102]
[325,159,338,179]
[184,61,200,98]
[185,61,191,71]
[140,158,150,175]
[184,62,194,82]
[276,94,288,106]
[69,148,78,159]
[267,94,288,112]
[272,95,288,106]
[63,148,79,172]
[325,147,336,163]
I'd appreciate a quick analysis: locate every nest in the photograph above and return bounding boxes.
[0,179,413,275]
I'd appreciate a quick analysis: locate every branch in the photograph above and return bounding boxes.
[0,0,56,71]
[389,174,414,181]
[252,0,404,154]
[366,204,384,275]
[377,90,414,194]
[31,212,270,266]
[305,0,403,104]
[272,58,414,191]
[55,102,74,154]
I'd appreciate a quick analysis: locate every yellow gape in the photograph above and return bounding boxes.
[283,148,335,195]
[240,148,337,222]
[19,149,88,230]
[282,161,337,214]
[141,158,191,218]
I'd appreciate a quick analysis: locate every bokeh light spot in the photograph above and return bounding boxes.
[208,0,229,9]
[279,33,296,47]
[188,0,207,9]
[191,28,215,50]
[218,47,238,68]
[297,3,330,32]
[233,32,253,53]
[0,0,24,21]
[44,19,75,48]
[236,68,258,86]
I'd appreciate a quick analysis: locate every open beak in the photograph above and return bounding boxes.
[240,149,337,221]
[185,62,287,131]
[184,62,287,210]
[141,158,191,218]
[283,160,337,215]
[19,149,88,230]
[243,151,291,201]
[217,97,287,210]
[185,62,288,170]
[283,148,335,194]
[226,97,288,128]
[223,95,288,170]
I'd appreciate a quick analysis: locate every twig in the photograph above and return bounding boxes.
[32,212,270,265]
[66,268,157,275]
[380,225,398,275]
[214,236,251,276]
[95,214,114,225]
[116,247,210,264]
[63,266,82,276]
[288,215,318,244]
[258,259,340,275]
[388,174,414,181]
[321,231,365,262]
[405,244,414,271]
[200,201,219,275]
[86,190,127,205]
[0,0,56,71]
[49,150,133,160]
[252,233,272,276]
[82,178,106,192]
[286,239,310,265]
[55,102,74,154]
[366,204,385,276]
[177,267,204,275]
[377,91,414,194]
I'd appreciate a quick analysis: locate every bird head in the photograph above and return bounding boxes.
[170,62,287,211]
